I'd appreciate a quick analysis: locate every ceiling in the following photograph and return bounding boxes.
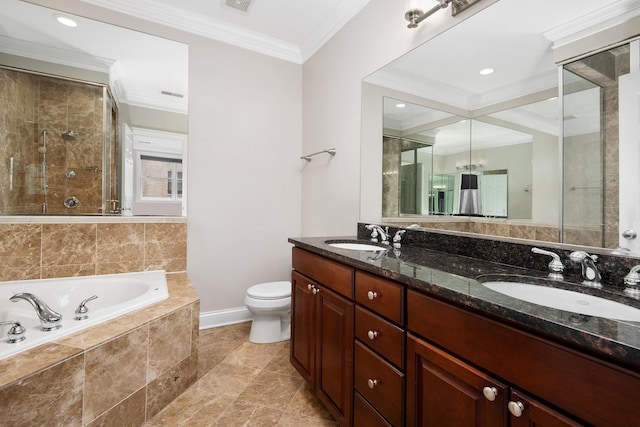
[76,0,373,64]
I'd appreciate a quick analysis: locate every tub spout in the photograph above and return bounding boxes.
[10,292,62,331]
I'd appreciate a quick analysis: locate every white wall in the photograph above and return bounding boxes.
[28,1,302,318]
[303,0,498,236]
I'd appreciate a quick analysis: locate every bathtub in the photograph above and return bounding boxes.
[0,270,169,360]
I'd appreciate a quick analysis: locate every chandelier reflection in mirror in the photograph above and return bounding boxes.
[405,0,484,28]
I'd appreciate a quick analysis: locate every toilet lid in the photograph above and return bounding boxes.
[247,281,291,299]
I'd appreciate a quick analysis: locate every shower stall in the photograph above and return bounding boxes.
[0,67,119,214]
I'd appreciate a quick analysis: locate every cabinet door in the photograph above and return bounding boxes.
[316,284,354,426]
[290,271,316,385]
[509,390,586,427]
[407,333,508,427]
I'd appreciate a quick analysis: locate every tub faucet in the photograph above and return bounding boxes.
[568,251,602,288]
[10,292,62,331]
[365,224,390,245]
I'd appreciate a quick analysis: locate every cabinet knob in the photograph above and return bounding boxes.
[482,387,498,401]
[367,379,378,389]
[508,401,525,417]
[367,291,378,300]
[313,287,321,295]
[307,284,313,291]
[367,330,378,340]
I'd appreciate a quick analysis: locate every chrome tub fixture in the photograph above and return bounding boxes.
[10,292,62,331]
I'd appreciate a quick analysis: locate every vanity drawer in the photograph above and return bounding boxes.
[355,306,404,369]
[355,271,404,324]
[354,392,392,427]
[292,247,354,298]
[354,341,404,427]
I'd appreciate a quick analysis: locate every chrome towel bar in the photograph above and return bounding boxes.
[301,148,336,161]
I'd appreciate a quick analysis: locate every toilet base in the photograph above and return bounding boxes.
[249,312,291,344]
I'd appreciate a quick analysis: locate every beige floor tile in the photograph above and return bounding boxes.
[286,382,335,421]
[236,370,304,411]
[146,322,333,426]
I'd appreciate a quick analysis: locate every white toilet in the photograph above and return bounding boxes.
[244,281,291,343]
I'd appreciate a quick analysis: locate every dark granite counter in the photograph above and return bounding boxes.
[289,235,640,371]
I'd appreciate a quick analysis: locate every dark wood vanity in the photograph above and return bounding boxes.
[289,237,640,427]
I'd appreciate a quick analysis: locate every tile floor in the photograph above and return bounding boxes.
[145,322,338,426]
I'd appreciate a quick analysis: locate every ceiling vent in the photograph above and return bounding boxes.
[225,0,252,13]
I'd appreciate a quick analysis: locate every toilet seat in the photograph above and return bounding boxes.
[247,281,291,300]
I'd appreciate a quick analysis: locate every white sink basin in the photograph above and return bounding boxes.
[482,281,640,321]
[326,242,387,251]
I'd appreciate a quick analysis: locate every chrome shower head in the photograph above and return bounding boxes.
[61,130,75,141]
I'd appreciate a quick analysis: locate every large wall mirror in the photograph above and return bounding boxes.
[0,0,188,216]
[361,0,640,252]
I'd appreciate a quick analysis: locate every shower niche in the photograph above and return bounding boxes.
[0,67,119,215]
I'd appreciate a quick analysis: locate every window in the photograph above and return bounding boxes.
[139,155,183,200]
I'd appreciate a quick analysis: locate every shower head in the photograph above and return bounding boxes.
[61,130,75,141]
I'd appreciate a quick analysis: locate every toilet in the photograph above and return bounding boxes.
[244,281,291,343]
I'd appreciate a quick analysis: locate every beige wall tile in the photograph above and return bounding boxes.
[42,223,96,269]
[83,326,148,424]
[0,353,84,427]
[148,307,192,382]
[144,223,186,272]
[0,224,41,280]
[97,223,144,264]
[85,388,146,427]
[146,357,192,420]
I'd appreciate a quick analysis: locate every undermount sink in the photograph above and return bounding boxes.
[325,240,387,251]
[482,281,640,322]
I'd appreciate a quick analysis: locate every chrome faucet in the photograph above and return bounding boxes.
[568,251,602,288]
[531,247,564,280]
[10,292,62,331]
[365,224,390,245]
[393,230,406,248]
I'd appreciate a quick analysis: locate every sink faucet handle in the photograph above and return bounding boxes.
[0,320,26,343]
[531,247,564,278]
[624,266,640,298]
[393,230,406,248]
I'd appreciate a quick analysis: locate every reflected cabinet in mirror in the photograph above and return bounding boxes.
[0,1,188,216]
[362,0,640,252]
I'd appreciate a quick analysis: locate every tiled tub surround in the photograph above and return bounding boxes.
[0,272,199,427]
[290,228,640,371]
[0,218,187,281]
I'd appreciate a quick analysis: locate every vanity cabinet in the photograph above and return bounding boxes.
[407,289,640,426]
[290,248,354,426]
[290,243,640,426]
[353,271,406,427]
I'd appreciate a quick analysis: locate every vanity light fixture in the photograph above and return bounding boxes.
[405,0,484,29]
[479,67,494,75]
[396,103,406,108]
[53,14,77,27]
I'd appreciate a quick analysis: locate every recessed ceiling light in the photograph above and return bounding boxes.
[54,14,77,27]
[396,103,406,108]
[479,68,494,75]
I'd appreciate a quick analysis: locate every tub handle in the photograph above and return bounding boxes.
[0,320,26,343]
[75,295,98,321]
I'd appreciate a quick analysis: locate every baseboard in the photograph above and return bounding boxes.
[199,306,252,330]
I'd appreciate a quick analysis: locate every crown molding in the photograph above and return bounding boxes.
[544,0,640,48]
[78,0,303,63]
[77,0,371,64]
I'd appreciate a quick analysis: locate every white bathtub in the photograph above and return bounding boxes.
[0,270,169,360]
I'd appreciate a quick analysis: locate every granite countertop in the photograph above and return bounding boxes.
[289,236,640,371]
